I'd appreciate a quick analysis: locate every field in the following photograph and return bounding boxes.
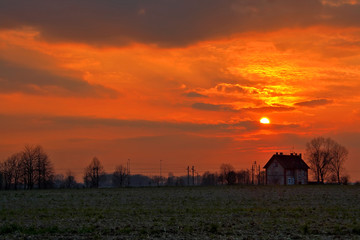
[1,185,360,239]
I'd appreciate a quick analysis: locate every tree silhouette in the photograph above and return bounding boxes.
[65,170,77,188]
[84,157,104,188]
[220,163,236,185]
[0,145,53,190]
[330,142,348,184]
[21,145,54,189]
[34,145,54,189]
[306,137,348,183]
[236,170,251,185]
[22,145,36,189]
[202,171,217,186]
[112,165,128,187]
[1,152,22,190]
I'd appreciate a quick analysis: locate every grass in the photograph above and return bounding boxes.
[0,185,360,239]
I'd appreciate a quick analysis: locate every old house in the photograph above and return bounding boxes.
[263,152,309,185]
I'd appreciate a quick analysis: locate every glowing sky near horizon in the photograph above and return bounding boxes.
[0,0,360,180]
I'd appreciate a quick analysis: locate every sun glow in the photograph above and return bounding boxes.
[260,117,270,124]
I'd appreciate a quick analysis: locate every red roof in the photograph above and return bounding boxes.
[263,153,309,170]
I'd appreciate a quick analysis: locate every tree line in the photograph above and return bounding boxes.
[0,150,265,190]
[0,137,351,190]
[0,145,54,190]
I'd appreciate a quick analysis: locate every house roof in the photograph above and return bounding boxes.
[263,153,310,170]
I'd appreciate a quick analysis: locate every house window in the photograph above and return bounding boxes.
[287,177,294,185]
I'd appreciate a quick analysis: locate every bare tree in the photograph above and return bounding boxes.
[306,137,334,183]
[1,152,23,190]
[112,165,128,187]
[22,145,37,189]
[53,174,65,188]
[0,161,10,190]
[1,156,14,190]
[201,171,218,186]
[65,170,77,188]
[220,163,236,185]
[166,172,175,186]
[218,173,224,185]
[13,153,23,190]
[330,142,348,184]
[341,175,350,185]
[0,145,53,190]
[84,157,104,188]
[33,145,54,189]
[236,170,251,185]
[151,175,165,187]
[306,137,348,184]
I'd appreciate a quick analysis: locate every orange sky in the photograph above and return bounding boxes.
[0,0,360,181]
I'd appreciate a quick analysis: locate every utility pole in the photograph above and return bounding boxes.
[160,160,162,186]
[127,159,131,187]
[187,166,190,186]
[251,163,254,185]
[196,171,199,186]
[192,166,195,186]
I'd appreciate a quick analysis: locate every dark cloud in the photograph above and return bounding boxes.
[192,102,295,113]
[191,102,236,112]
[184,91,208,98]
[294,99,332,107]
[324,3,360,27]
[46,115,259,133]
[0,0,349,47]
[0,114,301,136]
[0,59,118,98]
[216,84,248,94]
[58,115,299,132]
[244,106,296,112]
[0,114,267,134]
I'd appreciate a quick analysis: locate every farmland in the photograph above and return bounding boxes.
[0,185,360,239]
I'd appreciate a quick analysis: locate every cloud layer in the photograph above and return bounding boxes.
[1,0,359,47]
[295,99,332,107]
[0,59,118,97]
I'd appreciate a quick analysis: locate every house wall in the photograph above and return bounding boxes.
[266,160,285,185]
[266,161,308,185]
[286,169,295,185]
[295,169,308,184]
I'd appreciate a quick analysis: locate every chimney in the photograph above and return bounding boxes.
[280,152,283,155]
[299,153,302,158]
[276,152,278,155]
[290,153,293,156]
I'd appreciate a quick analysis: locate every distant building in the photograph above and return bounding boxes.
[263,152,310,185]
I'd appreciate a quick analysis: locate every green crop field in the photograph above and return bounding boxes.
[1,185,360,239]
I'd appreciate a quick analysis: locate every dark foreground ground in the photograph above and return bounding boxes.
[0,185,360,239]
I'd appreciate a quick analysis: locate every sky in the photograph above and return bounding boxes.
[0,0,360,181]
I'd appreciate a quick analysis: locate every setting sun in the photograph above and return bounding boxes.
[260,117,270,124]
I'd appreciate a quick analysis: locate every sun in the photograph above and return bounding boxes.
[260,117,270,124]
